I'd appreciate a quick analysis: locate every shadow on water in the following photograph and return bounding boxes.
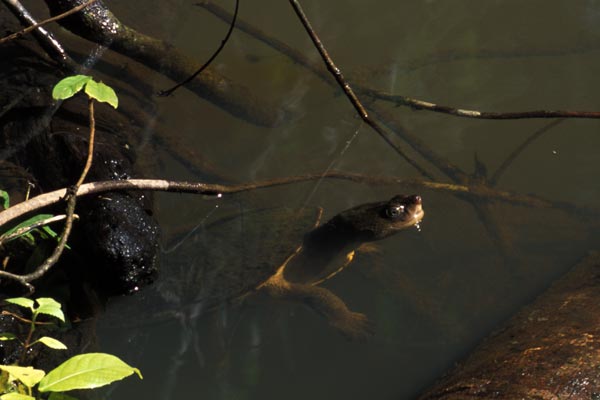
[74,0,600,399]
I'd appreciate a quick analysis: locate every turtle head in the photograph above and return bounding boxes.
[324,194,424,242]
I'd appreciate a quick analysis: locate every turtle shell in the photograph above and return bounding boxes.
[158,207,320,310]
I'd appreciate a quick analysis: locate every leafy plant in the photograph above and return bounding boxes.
[0,297,141,399]
[52,75,118,109]
[0,191,61,247]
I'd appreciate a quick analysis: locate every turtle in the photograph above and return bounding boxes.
[160,194,424,340]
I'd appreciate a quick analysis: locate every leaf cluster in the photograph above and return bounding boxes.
[0,298,141,400]
[0,192,59,247]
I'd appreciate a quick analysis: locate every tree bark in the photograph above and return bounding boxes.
[418,252,600,400]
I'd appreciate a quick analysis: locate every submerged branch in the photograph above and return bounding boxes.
[159,0,240,96]
[200,1,600,122]
[361,89,600,120]
[0,0,97,45]
[43,0,284,127]
[1,0,81,68]
[197,1,465,180]
[367,105,469,183]
[490,119,564,186]
[287,0,433,179]
[196,1,593,260]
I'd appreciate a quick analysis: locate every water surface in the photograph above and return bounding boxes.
[60,1,600,398]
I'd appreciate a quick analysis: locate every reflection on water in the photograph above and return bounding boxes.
[87,0,600,399]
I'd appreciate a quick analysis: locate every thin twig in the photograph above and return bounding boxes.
[360,89,600,120]
[287,0,434,179]
[159,0,240,97]
[75,99,96,187]
[0,0,98,45]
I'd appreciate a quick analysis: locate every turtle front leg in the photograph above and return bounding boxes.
[260,275,374,341]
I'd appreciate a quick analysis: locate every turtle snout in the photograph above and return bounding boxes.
[406,195,424,223]
[408,195,422,205]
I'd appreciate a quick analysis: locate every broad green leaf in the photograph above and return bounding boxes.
[52,75,91,100]
[38,353,142,392]
[0,393,36,400]
[48,392,79,400]
[4,298,34,311]
[0,190,9,209]
[0,366,45,388]
[84,80,118,109]
[0,333,17,341]
[34,298,64,322]
[34,337,67,350]
[1,214,55,240]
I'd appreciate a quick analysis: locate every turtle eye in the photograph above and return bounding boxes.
[385,204,405,218]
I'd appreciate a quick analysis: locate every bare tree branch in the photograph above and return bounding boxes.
[0,174,596,230]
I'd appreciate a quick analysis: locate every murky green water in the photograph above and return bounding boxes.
[45,0,600,398]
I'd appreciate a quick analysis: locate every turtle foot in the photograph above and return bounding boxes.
[330,312,374,341]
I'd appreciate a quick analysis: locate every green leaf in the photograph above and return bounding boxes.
[39,226,71,250]
[1,214,55,240]
[34,298,64,322]
[38,353,142,392]
[22,233,35,245]
[84,80,118,109]
[0,366,45,388]
[48,392,79,400]
[0,333,17,341]
[4,298,34,311]
[52,75,91,100]
[41,225,58,239]
[0,393,36,400]
[0,190,9,209]
[34,336,67,350]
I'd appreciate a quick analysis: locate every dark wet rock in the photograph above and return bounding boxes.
[0,311,25,365]
[0,6,159,296]
[78,192,159,295]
